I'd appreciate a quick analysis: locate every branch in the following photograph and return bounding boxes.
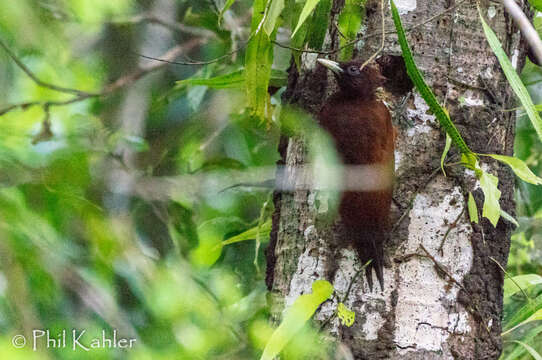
[501,0,542,66]
[113,14,217,39]
[0,37,96,97]
[0,38,204,117]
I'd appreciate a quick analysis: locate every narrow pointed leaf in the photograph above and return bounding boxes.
[440,133,452,176]
[487,154,542,185]
[479,171,501,227]
[264,0,285,35]
[479,7,542,143]
[260,280,333,360]
[291,0,321,37]
[467,192,479,224]
[390,0,473,156]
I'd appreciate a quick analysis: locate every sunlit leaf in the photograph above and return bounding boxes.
[177,69,287,89]
[467,192,479,224]
[486,154,542,185]
[479,170,501,227]
[337,302,355,327]
[479,7,542,143]
[220,220,271,247]
[291,0,321,37]
[260,280,333,360]
[264,0,285,36]
[391,0,474,156]
[440,133,452,176]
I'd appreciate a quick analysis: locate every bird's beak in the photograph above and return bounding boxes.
[317,59,343,75]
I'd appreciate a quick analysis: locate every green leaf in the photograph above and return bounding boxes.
[527,0,542,12]
[337,302,355,327]
[503,324,542,360]
[504,274,542,299]
[260,280,333,360]
[440,133,452,176]
[291,0,321,38]
[479,7,542,144]
[479,170,501,227]
[177,69,287,89]
[510,341,542,360]
[504,309,542,336]
[503,293,542,334]
[467,192,479,224]
[486,154,542,185]
[264,0,285,36]
[338,0,364,61]
[246,0,275,120]
[218,0,236,26]
[306,0,332,50]
[500,209,518,227]
[220,220,271,247]
[390,0,473,156]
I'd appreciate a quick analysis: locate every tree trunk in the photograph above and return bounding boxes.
[267,0,526,358]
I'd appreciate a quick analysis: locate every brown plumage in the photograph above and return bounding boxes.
[317,58,395,291]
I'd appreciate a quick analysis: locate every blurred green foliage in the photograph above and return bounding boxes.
[2,0,542,359]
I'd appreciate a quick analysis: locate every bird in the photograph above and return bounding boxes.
[316,58,395,291]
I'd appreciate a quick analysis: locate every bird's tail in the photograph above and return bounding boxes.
[347,226,385,292]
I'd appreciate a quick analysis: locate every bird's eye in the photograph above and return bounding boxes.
[347,65,360,75]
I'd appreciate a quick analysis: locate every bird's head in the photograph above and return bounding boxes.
[317,58,386,99]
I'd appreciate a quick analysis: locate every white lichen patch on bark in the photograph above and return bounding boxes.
[284,238,325,309]
[393,178,473,355]
[461,90,485,107]
[394,0,417,15]
[406,93,437,136]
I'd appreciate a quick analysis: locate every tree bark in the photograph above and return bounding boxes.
[267,0,527,358]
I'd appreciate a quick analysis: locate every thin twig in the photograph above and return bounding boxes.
[0,39,204,117]
[438,207,466,255]
[360,0,385,70]
[273,0,469,55]
[0,37,96,97]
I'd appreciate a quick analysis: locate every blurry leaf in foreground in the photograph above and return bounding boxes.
[177,69,287,89]
[527,0,542,13]
[264,0,285,36]
[292,0,321,37]
[191,217,247,266]
[338,0,363,60]
[504,274,542,299]
[260,280,333,360]
[510,341,542,360]
[220,220,271,247]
